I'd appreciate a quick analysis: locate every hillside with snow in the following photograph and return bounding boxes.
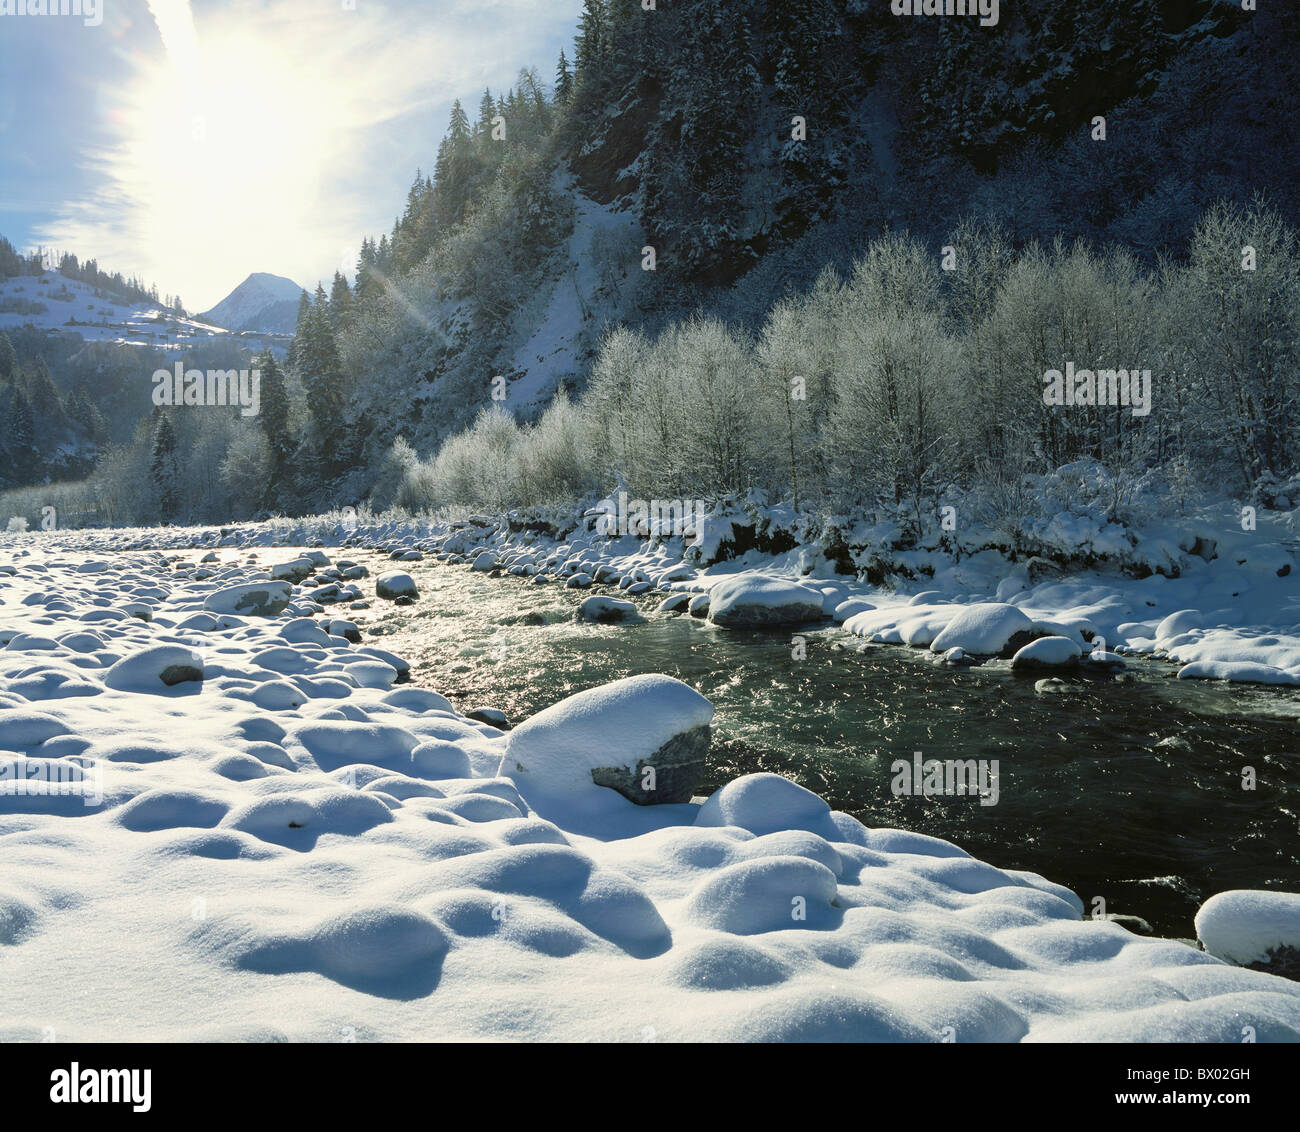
[0,271,230,351]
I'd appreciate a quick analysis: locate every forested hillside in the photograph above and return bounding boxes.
[14,0,1300,528]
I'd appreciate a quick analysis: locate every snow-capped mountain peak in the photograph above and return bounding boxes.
[197,272,306,334]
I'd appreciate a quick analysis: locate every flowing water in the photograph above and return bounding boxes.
[339,551,1298,939]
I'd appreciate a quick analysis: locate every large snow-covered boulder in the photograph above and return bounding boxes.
[707,576,826,628]
[376,571,418,600]
[105,645,204,691]
[577,595,640,624]
[1011,636,1082,670]
[1196,890,1300,977]
[501,674,714,803]
[929,602,1035,657]
[203,581,292,617]
[270,558,314,583]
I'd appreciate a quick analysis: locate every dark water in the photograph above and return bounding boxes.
[348,551,1300,940]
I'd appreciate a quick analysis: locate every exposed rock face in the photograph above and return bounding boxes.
[591,724,712,805]
[502,674,714,805]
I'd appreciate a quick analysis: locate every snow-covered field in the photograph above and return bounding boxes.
[0,271,288,355]
[2,530,1299,1041]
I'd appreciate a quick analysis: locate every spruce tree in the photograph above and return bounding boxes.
[555,50,573,106]
[256,349,292,472]
[0,331,16,382]
[150,413,181,521]
[8,387,36,483]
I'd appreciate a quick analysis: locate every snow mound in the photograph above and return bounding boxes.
[929,603,1034,656]
[1011,636,1082,670]
[104,645,204,691]
[696,773,839,839]
[1196,891,1300,971]
[707,576,826,628]
[502,674,713,803]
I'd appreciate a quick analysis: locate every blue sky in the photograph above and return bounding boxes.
[0,0,583,311]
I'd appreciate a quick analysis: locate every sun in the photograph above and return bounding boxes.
[121,18,347,307]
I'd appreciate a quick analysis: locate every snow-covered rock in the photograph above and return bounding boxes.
[1177,660,1300,685]
[833,598,875,622]
[203,581,292,617]
[929,603,1035,657]
[577,595,639,623]
[1196,891,1300,975]
[501,674,713,803]
[707,576,826,628]
[270,558,314,582]
[104,645,204,691]
[656,593,691,614]
[375,571,418,600]
[1011,636,1083,670]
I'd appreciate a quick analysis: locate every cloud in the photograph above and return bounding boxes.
[30,0,581,309]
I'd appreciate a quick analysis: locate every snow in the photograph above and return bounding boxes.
[706,575,826,628]
[2,529,1300,1040]
[500,674,713,799]
[927,603,1035,656]
[1196,891,1300,968]
[0,270,290,356]
[1011,636,1083,669]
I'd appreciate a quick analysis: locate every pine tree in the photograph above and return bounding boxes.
[555,49,573,106]
[296,291,347,469]
[0,331,16,382]
[575,0,608,78]
[7,387,36,483]
[328,272,353,332]
[150,413,181,521]
[256,349,292,477]
[476,89,496,137]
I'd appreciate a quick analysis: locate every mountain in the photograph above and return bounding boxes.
[198,272,305,334]
[325,0,1299,458]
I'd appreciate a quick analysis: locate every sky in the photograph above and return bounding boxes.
[0,0,583,312]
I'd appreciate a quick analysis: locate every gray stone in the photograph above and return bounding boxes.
[590,724,712,805]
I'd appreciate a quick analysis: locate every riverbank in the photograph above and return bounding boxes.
[11,488,1296,687]
[2,536,1299,1040]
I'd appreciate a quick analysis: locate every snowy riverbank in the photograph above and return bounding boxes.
[8,487,1297,687]
[2,537,1299,1040]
